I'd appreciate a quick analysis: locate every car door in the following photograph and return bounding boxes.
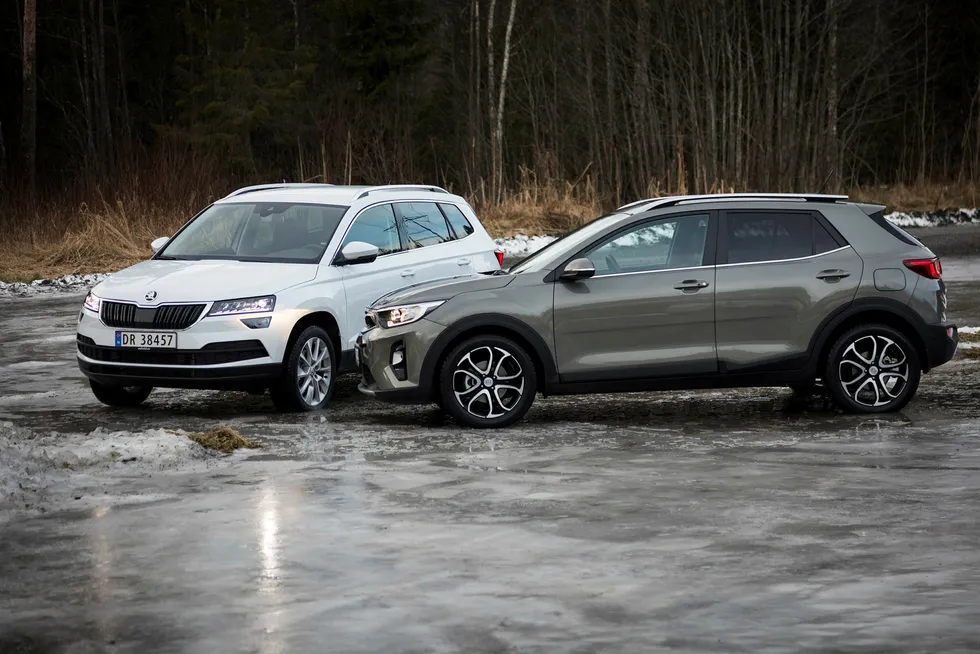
[393,201,474,279]
[553,211,718,382]
[713,209,863,372]
[336,203,413,347]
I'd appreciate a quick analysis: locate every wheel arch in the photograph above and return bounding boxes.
[810,299,930,373]
[420,314,558,401]
[286,311,343,365]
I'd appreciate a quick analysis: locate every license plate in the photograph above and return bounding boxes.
[115,331,177,349]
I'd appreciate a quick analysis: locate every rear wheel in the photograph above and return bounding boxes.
[89,380,152,407]
[825,324,920,413]
[439,335,537,428]
[271,326,337,412]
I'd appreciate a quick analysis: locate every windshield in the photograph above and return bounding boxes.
[509,213,627,274]
[158,202,348,263]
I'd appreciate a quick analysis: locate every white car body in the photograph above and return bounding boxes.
[76,184,500,408]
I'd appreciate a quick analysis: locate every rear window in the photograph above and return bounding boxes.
[440,203,475,239]
[868,211,926,248]
[725,212,813,264]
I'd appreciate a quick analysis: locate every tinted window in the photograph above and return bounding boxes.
[867,210,924,248]
[399,202,453,248]
[585,214,709,277]
[342,204,401,255]
[440,203,475,239]
[814,219,840,254]
[160,202,347,263]
[726,212,812,264]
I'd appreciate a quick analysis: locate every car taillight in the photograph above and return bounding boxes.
[903,257,942,280]
[494,250,505,268]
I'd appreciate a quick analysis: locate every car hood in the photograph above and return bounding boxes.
[372,273,515,308]
[93,259,317,303]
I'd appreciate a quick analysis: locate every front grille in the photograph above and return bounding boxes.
[77,338,268,366]
[101,301,205,330]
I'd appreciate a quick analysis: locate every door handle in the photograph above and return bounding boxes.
[456,258,471,266]
[816,269,850,281]
[400,269,415,277]
[673,279,710,292]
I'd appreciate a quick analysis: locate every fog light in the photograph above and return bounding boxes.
[390,342,407,381]
[241,316,272,329]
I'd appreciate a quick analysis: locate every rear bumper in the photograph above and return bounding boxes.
[78,358,281,390]
[921,323,957,371]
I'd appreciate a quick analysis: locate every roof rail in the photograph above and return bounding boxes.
[356,184,449,199]
[617,193,848,213]
[224,183,333,198]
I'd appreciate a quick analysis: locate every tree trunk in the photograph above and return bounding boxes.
[492,0,517,203]
[21,0,38,193]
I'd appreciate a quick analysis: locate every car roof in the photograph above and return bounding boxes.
[212,183,462,207]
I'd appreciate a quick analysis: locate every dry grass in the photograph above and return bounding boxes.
[187,427,262,453]
[2,176,979,282]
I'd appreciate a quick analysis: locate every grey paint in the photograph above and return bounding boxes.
[874,268,907,292]
[358,197,953,406]
[714,248,863,368]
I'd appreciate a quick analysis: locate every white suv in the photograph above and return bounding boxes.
[76,184,502,411]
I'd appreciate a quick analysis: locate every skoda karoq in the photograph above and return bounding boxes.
[77,184,502,411]
[357,194,957,428]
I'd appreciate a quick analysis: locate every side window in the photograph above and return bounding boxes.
[813,219,840,254]
[585,213,709,277]
[398,202,453,249]
[342,204,401,255]
[725,212,813,264]
[440,203,475,239]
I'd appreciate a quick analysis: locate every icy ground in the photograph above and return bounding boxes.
[0,421,231,520]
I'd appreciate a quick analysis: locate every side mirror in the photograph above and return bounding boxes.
[151,237,170,255]
[336,241,380,266]
[559,257,596,281]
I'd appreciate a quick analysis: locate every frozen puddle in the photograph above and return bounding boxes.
[0,422,233,520]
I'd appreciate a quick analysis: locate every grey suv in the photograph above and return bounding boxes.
[357,194,958,428]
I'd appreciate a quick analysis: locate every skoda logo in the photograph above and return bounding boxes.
[145,290,158,303]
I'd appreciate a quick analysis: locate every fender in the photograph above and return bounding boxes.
[419,313,560,396]
[805,296,933,373]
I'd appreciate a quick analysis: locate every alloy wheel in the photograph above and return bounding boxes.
[452,346,525,419]
[297,336,332,406]
[838,334,910,407]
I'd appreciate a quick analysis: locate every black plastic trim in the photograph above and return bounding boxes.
[418,314,560,396]
[78,360,281,390]
[559,359,718,384]
[77,338,268,366]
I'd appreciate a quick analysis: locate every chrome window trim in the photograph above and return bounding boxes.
[587,264,712,280]
[717,245,851,268]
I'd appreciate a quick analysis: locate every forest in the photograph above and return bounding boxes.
[2,0,980,277]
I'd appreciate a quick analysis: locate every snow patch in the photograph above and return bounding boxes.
[0,272,110,298]
[494,234,557,257]
[959,326,979,334]
[885,208,980,228]
[0,422,228,517]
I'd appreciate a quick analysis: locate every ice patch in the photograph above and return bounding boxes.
[0,422,228,517]
[494,234,557,257]
[0,272,111,298]
[885,208,980,228]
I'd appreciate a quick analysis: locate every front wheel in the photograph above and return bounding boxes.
[89,380,153,407]
[271,326,337,412]
[439,335,537,428]
[825,324,921,413]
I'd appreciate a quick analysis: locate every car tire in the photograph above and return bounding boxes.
[439,335,537,428]
[271,326,337,412]
[825,324,921,414]
[89,380,153,407]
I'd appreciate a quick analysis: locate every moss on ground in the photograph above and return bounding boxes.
[187,427,262,453]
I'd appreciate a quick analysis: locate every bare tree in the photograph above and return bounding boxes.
[21,0,38,193]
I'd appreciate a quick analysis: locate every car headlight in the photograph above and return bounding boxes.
[371,301,445,329]
[83,292,101,313]
[207,295,276,317]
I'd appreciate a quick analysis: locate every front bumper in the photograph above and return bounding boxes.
[921,323,958,371]
[76,304,286,389]
[356,318,445,404]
